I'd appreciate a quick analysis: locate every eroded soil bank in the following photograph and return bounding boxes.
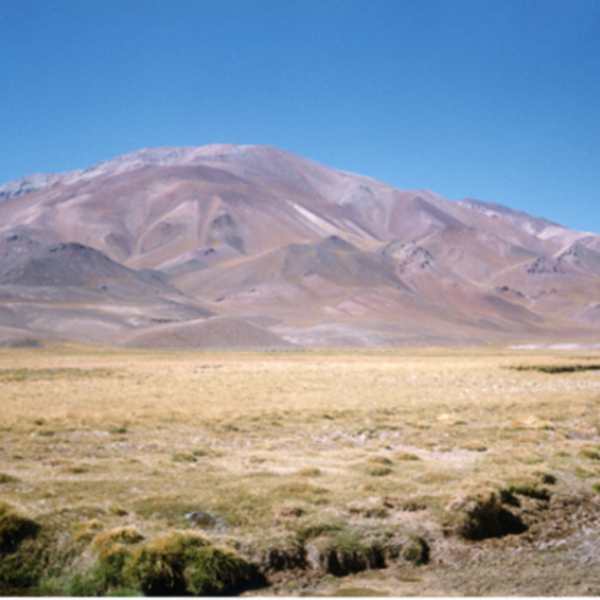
[253,492,600,597]
[3,490,600,596]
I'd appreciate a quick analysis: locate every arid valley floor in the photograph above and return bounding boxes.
[2,345,600,596]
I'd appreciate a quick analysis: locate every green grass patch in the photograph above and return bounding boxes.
[393,452,421,461]
[171,452,197,463]
[275,482,330,499]
[509,364,600,374]
[0,368,116,382]
[67,543,135,596]
[296,522,344,544]
[580,449,600,461]
[505,481,551,501]
[298,468,322,477]
[133,497,204,526]
[364,465,392,477]
[575,466,596,479]
[0,473,19,484]
[106,424,128,435]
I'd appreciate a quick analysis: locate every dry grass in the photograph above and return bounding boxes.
[2,344,600,592]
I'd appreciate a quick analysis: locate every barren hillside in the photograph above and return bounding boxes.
[0,144,598,348]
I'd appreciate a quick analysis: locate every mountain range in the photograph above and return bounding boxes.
[0,144,599,348]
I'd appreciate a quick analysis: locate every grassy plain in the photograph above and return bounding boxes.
[2,344,600,595]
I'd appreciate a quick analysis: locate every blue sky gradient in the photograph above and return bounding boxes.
[1,0,599,232]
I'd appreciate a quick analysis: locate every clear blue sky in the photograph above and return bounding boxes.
[1,0,599,233]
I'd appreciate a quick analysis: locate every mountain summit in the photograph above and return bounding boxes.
[0,144,599,348]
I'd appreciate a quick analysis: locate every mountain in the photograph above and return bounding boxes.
[0,144,599,348]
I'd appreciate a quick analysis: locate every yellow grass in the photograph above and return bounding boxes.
[2,344,600,591]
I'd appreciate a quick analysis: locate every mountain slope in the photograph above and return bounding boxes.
[0,144,599,347]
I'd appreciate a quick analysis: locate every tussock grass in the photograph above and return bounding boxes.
[128,532,258,596]
[363,464,393,477]
[275,482,330,499]
[509,364,600,374]
[504,480,551,501]
[106,424,128,435]
[403,535,430,566]
[68,543,135,596]
[0,368,115,382]
[296,521,345,544]
[91,527,145,551]
[66,530,261,596]
[132,497,210,528]
[579,448,600,460]
[575,466,597,479]
[171,452,197,463]
[444,488,527,540]
[298,468,322,477]
[2,345,600,592]
[394,452,421,461]
[0,501,39,553]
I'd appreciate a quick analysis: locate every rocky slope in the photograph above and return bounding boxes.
[0,144,599,347]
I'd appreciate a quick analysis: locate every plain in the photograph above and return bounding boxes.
[2,345,600,595]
